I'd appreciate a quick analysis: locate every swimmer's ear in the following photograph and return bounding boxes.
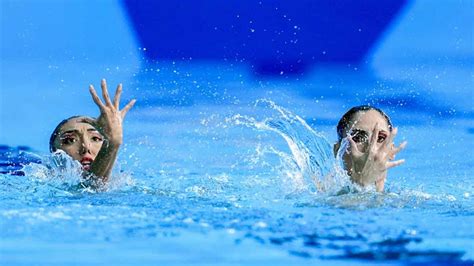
[333,142,340,157]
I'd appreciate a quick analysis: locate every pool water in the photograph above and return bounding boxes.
[0,62,473,265]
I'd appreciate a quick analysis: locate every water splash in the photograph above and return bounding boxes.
[228,99,352,195]
[20,150,133,193]
[20,150,84,191]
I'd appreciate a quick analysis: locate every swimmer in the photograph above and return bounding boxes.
[334,106,407,192]
[49,79,136,183]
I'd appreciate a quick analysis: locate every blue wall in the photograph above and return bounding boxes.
[1,0,471,69]
[123,0,407,74]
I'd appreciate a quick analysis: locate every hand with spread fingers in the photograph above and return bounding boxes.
[86,79,136,181]
[89,79,136,147]
[334,106,407,192]
[347,125,406,191]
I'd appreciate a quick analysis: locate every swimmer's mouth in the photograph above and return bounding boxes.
[80,158,93,171]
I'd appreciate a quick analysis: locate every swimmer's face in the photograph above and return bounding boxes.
[337,110,391,175]
[53,118,104,171]
[345,110,390,153]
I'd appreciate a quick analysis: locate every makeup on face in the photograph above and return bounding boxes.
[346,110,390,151]
[349,128,388,144]
[59,128,103,147]
[55,119,104,169]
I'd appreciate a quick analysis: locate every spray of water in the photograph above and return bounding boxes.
[22,151,83,182]
[228,99,352,195]
[21,150,133,193]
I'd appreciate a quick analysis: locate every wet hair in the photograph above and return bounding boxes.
[336,105,392,141]
[49,116,96,152]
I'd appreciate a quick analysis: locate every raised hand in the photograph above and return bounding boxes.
[88,79,136,146]
[346,124,406,191]
[386,128,407,169]
[87,79,136,182]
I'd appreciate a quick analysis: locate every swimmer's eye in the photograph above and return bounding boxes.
[61,136,77,145]
[377,134,387,143]
[91,136,103,142]
[352,133,368,144]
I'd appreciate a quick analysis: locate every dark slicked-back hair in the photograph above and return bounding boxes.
[336,105,392,141]
[49,116,96,152]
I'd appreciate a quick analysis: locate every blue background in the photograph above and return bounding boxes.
[0,0,473,150]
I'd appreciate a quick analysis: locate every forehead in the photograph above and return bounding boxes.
[59,118,97,133]
[349,110,389,131]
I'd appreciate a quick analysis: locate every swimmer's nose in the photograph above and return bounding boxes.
[79,140,92,155]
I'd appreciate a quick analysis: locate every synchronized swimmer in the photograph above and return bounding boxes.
[49,80,406,192]
[334,106,406,192]
[49,79,136,183]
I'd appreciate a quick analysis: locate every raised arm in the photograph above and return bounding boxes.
[88,79,136,182]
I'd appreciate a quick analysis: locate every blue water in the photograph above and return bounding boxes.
[1,60,473,265]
